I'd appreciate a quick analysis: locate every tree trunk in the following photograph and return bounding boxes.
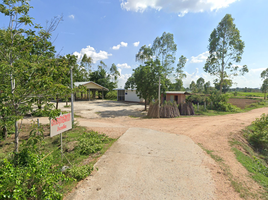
[56,95,59,109]
[14,120,19,152]
[3,126,7,140]
[145,99,147,111]
[38,98,42,109]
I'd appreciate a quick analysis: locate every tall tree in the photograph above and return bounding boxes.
[204,81,211,94]
[176,55,187,79]
[125,59,165,111]
[204,14,248,93]
[261,79,268,100]
[135,45,153,62]
[190,81,197,93]
[261,68,268,80]
[152,32,177,74]
[196,77,205,93]
[214,79,233,93]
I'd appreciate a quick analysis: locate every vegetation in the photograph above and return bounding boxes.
[204,14,248,93]
[0,125,116,199]
[230,114,268,198]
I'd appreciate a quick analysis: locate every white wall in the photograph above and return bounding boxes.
[125,90,141,102]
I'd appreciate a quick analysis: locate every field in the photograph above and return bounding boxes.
[229,92,264,98]
[229,98,260,109]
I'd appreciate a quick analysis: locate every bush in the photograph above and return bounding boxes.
[209,92,240,112]
[105,91,117,100]
[0,149,69,200]
[78,131,109,155]
[68,164,94,181]
[246,114,268,154]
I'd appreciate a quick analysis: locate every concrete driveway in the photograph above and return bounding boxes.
[65,128,215,200]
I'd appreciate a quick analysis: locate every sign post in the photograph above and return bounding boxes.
[50,113,72,158]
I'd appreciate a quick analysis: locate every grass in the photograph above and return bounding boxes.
[230,139,268,199]
[230,92,264,98]
[0,124,117,197]
[198,143,260,199]
[193,100,268,117]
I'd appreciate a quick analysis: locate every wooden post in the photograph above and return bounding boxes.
[102,90,104,100]
[204,101,206,110]
[197,102,199,111]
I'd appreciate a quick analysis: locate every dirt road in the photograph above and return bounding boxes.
[75,107,268,199]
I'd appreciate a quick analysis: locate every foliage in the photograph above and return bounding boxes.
[209,92,240,112]
[168,79,184,91]
[176,55,187,79]
[261,79,268,100]
[196,77,205,93]
[245,114,268,154]
[78,131,109,155]
[89,61,120,98]
[204,81,212,94]
[214,79,233,93]
[105,90,117,100]
[204,14,248,93]
[125,59,166,110]
[151,32,177,73]
[68,164,94,181]
[189,81,197,93]
[0,145,69,199]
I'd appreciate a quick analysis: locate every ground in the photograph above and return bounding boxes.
[24,100,268,199]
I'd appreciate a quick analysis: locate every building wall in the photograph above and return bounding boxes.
[165,94,186,104]
[125,90,141,102]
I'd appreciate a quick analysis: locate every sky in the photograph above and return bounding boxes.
[1,0,267,89]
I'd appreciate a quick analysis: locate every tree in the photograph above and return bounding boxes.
[261,68,268,80]
[190,81,197,93]
[204,81,211,94]
[196,77,205,93]
[204,14,248,93]
[261,79,268,100]
[214,79,232,93]
[176,55,187,79]
[125,59,165,111]
[89,61,120,98]
[168,79,184,91]
[152,32,177,74]
[0,0,62,152]
[135,45,153,62]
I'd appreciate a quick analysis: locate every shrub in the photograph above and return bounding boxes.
[0,150,69,200]
[105,91,117,100]
[68,164,94,181]
[209,92,240,112]
[246,114,268,154]
[78,131,109,155]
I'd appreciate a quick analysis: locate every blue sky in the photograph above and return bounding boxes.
[1,0,267,89]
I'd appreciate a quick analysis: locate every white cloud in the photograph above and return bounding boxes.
[112,45,121,50]
[190,51,209,63]
[112,41,128,50]
[133,41,140,47]
[117,69,132,88]
[117,63,131,69]
[120,42,128,47]
[73,45,112,64]
[69,14,75,19]
[120,0,238,16]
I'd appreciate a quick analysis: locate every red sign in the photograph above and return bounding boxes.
[50,113,72,137]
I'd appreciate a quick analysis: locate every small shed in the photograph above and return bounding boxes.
[162,91,191,105]
[74,81,109,100]
[114,89,144,103]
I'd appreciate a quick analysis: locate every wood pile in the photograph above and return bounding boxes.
[147,101,180,118]
[178,103,195,115]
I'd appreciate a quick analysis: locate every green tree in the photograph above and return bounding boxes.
[125,59,165,111]
[204,81,211,94]
[204,14,248,93]
[136,45,153,62]
[0,0,62,151]
[190,81,197,93]
[196,77,205,93]
[261,79,268,100]
[176,55,187,79]
[214,79,232,93]
[261,68,268,80]
[152,32,177,74]
[168,79,184,91]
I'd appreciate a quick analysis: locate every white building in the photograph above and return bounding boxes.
[114,89,144,103]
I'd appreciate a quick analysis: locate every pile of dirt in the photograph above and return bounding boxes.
[229,98,259,109]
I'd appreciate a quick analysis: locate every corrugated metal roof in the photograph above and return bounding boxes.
[165,91,187,94]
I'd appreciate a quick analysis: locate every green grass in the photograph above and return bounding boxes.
[229,92,264,98]
[198,143,223,162]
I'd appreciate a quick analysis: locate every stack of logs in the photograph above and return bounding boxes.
[147,101,180,118]
[178,102,195,115]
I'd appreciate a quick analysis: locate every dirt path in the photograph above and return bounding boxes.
[77,107,268,199]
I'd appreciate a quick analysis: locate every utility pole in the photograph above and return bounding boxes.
[158,76,160,118]
[70,66,74,127]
